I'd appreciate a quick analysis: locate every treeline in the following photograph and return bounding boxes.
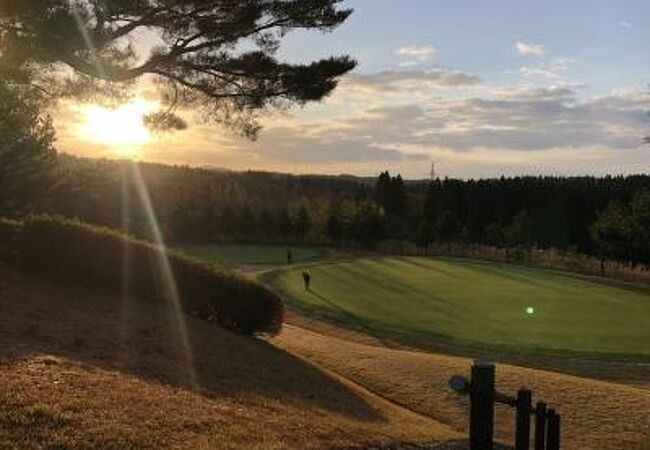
[41,155,375,244]
[8,154,650,267]
[410,175,650,265]
[322,171,650,267]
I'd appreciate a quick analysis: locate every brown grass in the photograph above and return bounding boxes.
[275,324,650,450]
[283,309,650,390]
[0,265,457,449]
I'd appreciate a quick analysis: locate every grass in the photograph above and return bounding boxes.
[12,215,284,335]
[0,264,457,449]
[262,257,650,357]
[178,243,331,267]
[275,324,650,450]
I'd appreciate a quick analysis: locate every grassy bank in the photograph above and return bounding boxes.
[4,215,284,335]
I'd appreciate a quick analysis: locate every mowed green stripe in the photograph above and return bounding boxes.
[264,257,650,356]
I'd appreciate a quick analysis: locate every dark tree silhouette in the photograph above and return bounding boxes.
[294,205,312,239]
[0,81,56,214]
[0,0,356,136]
[324,206,344,244]
[275,207,293,239]
[436,210,461,253]
[591,191,650,269]
[350,205,384,245]
[503,209,534,261]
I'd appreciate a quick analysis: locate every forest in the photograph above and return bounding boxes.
[3,154,648,268]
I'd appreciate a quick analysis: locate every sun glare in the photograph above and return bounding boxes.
[76,99,158,156]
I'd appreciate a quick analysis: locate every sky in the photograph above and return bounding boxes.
[57,0,650,179]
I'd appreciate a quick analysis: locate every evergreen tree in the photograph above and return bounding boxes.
[324,207,344,244]
[259,208,276,238]
[350,205,385,246]
[276,207,293,239]
[436,210,461,241]
[375,171,391,212]
[239,205,257,237]
[0,0,356,136]
[294,205,312,239]
[0,81,56,214]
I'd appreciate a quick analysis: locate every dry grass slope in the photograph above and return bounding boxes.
[275,324,650,450]
[0,265,457,450]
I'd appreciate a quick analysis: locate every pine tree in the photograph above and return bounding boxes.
[0,0,356,136]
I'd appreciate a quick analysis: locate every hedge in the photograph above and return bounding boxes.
[0,218,21,263]
[12,215,283,335]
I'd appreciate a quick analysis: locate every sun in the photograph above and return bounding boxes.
[75,99,158,156]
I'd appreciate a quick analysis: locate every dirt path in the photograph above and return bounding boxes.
[274,323,650,450]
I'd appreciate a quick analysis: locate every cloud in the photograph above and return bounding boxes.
[55,63,649,178]
[395,44,437,61]
[344,69,481,92]
[515,41,544,56]
[214,85,648,175]
[619,20,632,31]
[520,58,575,80]
[254,84,649,160]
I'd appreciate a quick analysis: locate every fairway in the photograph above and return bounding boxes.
[178,244,330,267]
[263,257,650,357]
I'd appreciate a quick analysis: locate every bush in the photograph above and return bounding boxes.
[0,218,21,263]
[14,215,283,335]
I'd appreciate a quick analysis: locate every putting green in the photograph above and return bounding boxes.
[262,257,650,357]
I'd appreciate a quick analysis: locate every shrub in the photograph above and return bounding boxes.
[14,215,283,335]
[0,218,21,263]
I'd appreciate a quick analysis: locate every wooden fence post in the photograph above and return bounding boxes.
[546,408,560,450]
[515,389,532,450]
[470,361,495,450]
[534,402,547,450]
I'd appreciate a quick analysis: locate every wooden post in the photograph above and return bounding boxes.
[546,409,560,450]
[515,389,532,450]
[470,361,495,450]
[534,402,547,450]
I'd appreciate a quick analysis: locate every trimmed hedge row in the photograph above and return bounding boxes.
[0,218,21,263]
[10,215,283,335]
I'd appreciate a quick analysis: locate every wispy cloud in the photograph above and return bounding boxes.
[395,44,437,62]
[619,20,632,31]
[515,41,544,56]
[344,69,481,92]
[520,58,575,80]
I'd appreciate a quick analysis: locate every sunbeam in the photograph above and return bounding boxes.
[69,8,197,387]
[127,161,198,388]
[119,163,134,362]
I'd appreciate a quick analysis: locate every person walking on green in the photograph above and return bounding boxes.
[301,271,311,291]
[287,248,293,265]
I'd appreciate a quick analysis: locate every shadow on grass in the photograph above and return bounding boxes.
[0,265,385,423]
[308,289,396,348]
[393,257,462,280]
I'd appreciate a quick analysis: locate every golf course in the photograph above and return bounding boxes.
[261,256,650,357]
[172,244,650,449]
[179,243,332,266]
